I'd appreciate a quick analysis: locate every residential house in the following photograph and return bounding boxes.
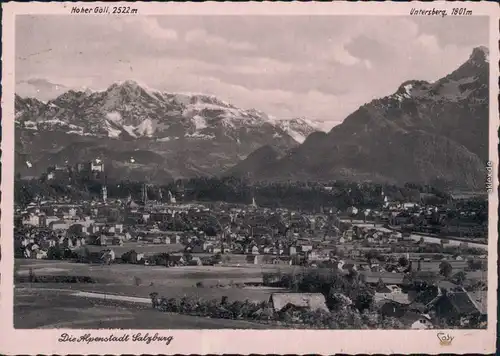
[407,313,433,329]
[108,224,124,234]
[338,260,357,273]
[168,234,181,245]
[348,249,362,259]
[187,256,202,266]
[189,244,205,254]
[362,272,406,286]
[298,244,313,253]
[112,235,125,246]
[287,246,297,256]
[432,291,484,327]
[263,246,273,254]
[375,285,411,310]
[49,220,69,231]
[269,293,329,313]
[169,255,185,266]
[307,250,329,261]
[44,216,61,227]
[97,234,113,246]
[22,213,41,227]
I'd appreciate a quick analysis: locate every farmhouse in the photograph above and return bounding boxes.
[269,293,329,313]
[432,290,484,326]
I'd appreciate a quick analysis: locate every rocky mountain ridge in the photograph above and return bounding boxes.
[227,46,490,189]
[15,82,322,181]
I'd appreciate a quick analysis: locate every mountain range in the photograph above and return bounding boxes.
[227,46,490,189]
[15,81,322,181]
[15,46,489,189]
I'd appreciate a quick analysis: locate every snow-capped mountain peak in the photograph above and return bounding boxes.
[15,81,320,145]
[275,117,324,143]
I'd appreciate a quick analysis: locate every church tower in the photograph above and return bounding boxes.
[102,185,108,204]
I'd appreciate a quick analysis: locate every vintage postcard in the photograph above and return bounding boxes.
[1,1,498,354]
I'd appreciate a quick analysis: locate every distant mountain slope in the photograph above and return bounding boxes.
[15,82,322,182]
[228,47,489,189]
[224,145,285,179]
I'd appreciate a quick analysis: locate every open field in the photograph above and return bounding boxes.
[16,257,486,284]
[15,288,276,329]
[15,259,295,303]
[16,282,281,303]
[75,243,185,257]
[16,259,297,285]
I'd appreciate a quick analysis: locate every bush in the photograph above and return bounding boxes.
[47,245,64,260]
[439,261,453,277]
[159,298,181,312]
[152,291,376,329]
[16,274,97,283]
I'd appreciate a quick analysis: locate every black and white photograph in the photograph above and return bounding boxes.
[1,2,498,355]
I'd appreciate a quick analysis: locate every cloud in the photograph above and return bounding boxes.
[184,29,255,51]
[416,34,440,53]
[225,57,295,75]
[15,15,489,125]
[113,17,178,41]
[331,43,360,66]
[16,78,68,101]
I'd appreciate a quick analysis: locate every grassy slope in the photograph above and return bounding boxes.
[15,289,276,329]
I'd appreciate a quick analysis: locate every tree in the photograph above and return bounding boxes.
[375,278,386,292]
[327,288,353,311]
[15,183,35,207]
[122,250,138,264]
[47,245,63,260]
[452,271,467,285]
[398,256,409,267]
[354,289,374,312]
[365,250,379,264]
[439,261,453,278]
[149,292,159,308]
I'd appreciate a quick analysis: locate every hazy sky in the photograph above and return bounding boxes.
[16,15,488,129]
